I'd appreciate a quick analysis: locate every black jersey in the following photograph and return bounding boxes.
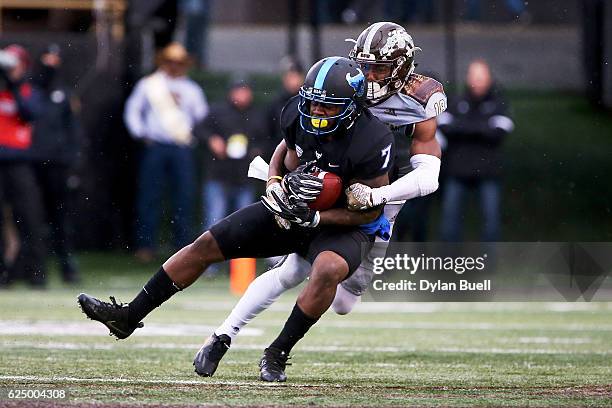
[280,96,395,188]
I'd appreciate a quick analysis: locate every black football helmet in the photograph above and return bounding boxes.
[349,22,421,104]
[298,56,366,136]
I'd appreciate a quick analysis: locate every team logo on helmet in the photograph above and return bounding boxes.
[380,29,415,59]
[345,68,365,97]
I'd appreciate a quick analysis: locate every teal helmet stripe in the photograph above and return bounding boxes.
[313,57,341,90]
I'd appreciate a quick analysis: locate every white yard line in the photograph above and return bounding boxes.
[435,347,610,355]
[515,337,593,345]
[2,319,612,337]
[0,321,262,337]
[269,319,612,332]
[2,340,608,355]
[177,301,612,313]
[0,340,412,353]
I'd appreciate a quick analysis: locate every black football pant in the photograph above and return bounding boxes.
[209,202,372,276]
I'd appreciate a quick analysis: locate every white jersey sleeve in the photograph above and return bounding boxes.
[369,73,447,126]
[424,91,447,119]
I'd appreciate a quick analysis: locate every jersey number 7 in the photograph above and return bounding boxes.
[381,143,392,170]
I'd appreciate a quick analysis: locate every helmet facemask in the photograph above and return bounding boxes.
[359,56,414,104]
[298,86,357,136]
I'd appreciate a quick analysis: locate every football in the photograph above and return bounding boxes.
[308,171,343,210]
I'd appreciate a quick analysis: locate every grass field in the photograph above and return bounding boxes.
[1,253,611,407]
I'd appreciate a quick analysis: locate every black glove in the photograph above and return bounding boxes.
[261,190,320,228]
[282,171,323,202]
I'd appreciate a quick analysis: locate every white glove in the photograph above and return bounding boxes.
[266,182,291,229]
[346,183,386,210]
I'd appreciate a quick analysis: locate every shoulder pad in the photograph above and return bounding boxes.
[403,74,445,106]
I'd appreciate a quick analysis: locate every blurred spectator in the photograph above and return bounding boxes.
[179,0,212,67]
[30,45,81,283]
[0,44,47,287]
[339,0,379,24]
[264,57,304,159]
[316,0,350,24]
[198,79,266,230]
[124,42,208,263]
[384,0,434,24]
[438,59,514,242]
[465,0,530,23]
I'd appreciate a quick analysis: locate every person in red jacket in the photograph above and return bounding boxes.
[0,44,47,288]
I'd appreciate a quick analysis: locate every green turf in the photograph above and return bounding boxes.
[0,253,611,407]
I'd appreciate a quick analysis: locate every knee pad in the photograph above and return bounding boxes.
[332,284,360,315]
[275,253,311,289]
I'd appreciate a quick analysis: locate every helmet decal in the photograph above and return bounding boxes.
[345,68,365,97]
[363,21,388,54]
[314,56,341,90]
[380,29,413,59]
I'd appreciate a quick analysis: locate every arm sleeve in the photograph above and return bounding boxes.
[371,154,441,203]
[424,91,447,119]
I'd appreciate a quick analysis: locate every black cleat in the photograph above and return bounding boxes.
[77,293,143,340]
[259,347,291,382]
[193,333,231,377]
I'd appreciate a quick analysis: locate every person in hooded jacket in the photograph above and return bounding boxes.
[30,45,82,283]
[437,59,515,242]
[0,44,46,287]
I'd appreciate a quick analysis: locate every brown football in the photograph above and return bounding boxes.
[309,171,343,211]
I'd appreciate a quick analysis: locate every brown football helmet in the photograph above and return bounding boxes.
[349,22,421,104]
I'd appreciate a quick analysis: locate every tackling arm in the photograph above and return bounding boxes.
[320,173,387,226]
[348,117,441,208]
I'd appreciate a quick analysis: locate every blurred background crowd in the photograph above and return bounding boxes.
[0,0,611,287]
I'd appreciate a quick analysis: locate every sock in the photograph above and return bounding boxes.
[269,303,319,354]
[128,267,181,326]
[216,265,288,340]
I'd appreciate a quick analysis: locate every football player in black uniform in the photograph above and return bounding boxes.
[77,57,395,380]
[192,22,445,381]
